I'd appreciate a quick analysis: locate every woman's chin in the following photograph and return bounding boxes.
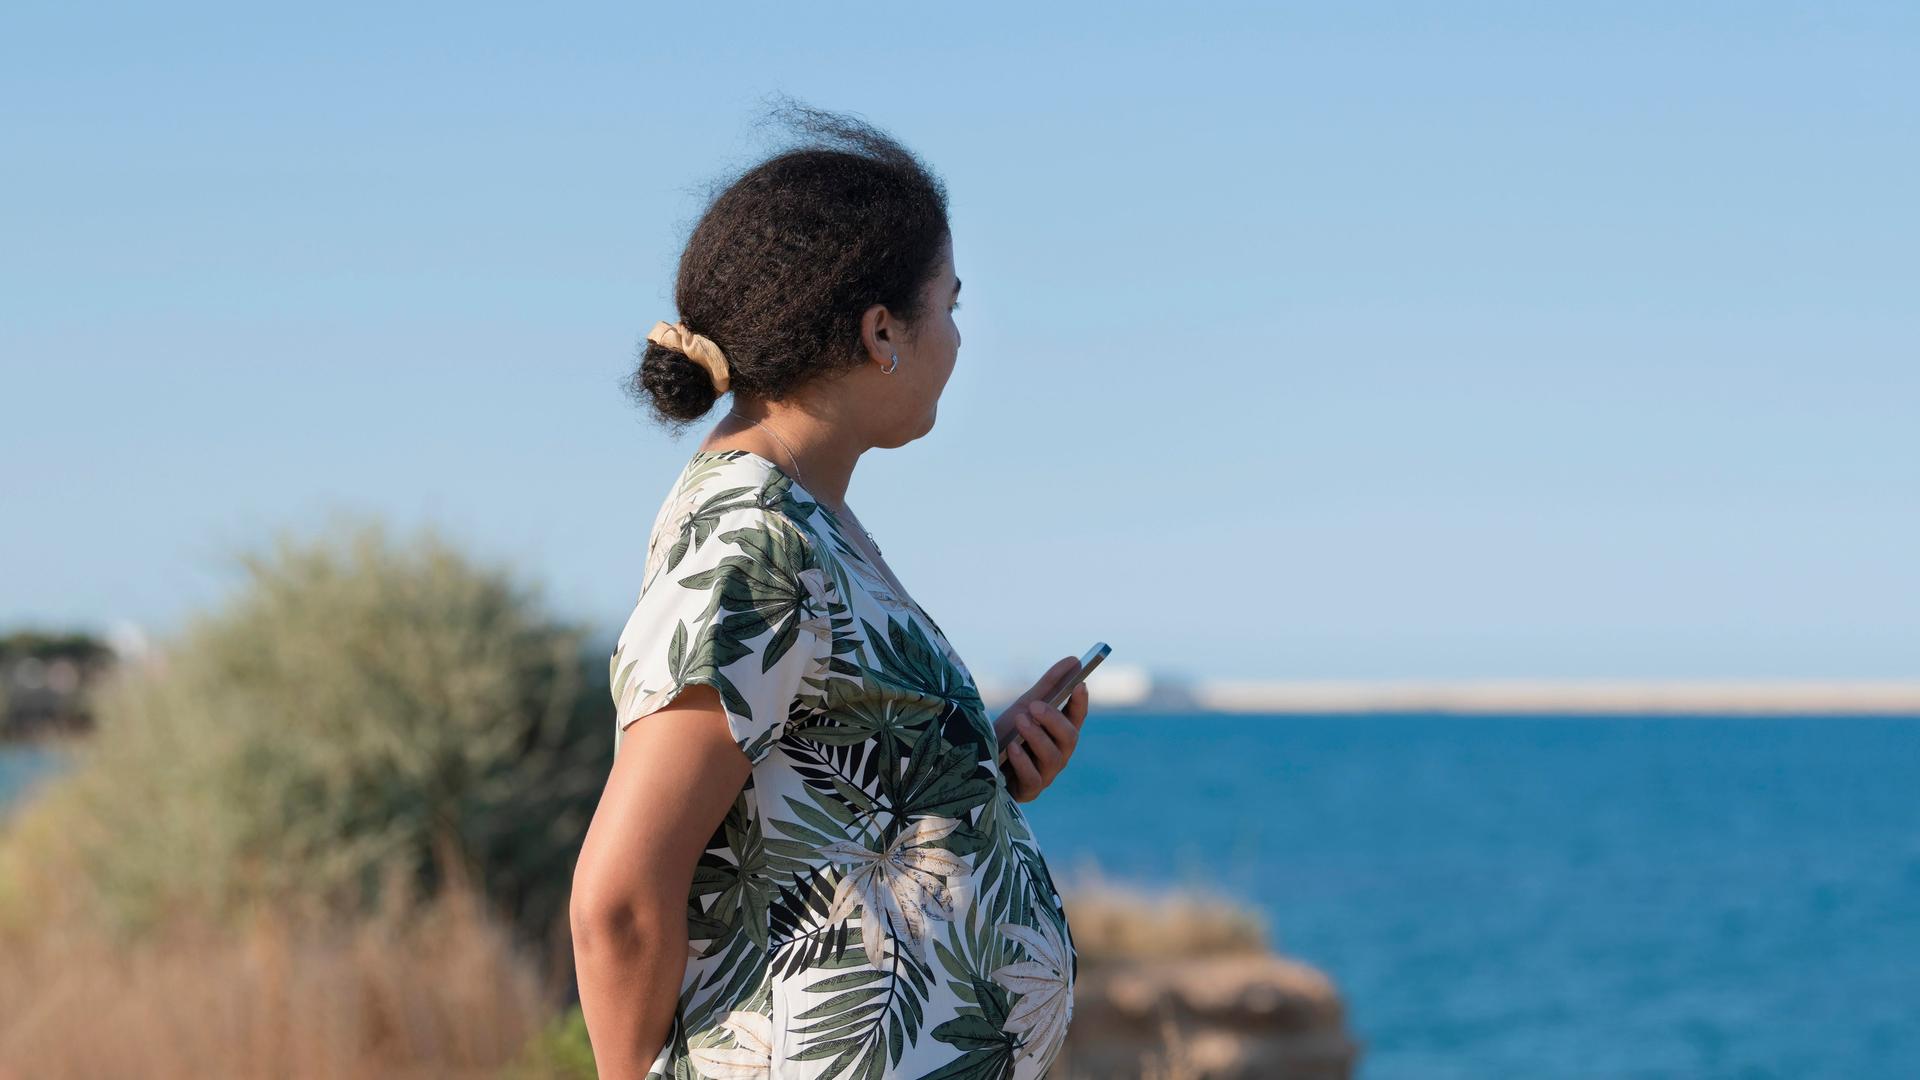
[877,403,940,448]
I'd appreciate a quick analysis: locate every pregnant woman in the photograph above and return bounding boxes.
[570,103,1089,1080]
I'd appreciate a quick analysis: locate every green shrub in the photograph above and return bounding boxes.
[0,512,613,954]
[507,1005,598,1080]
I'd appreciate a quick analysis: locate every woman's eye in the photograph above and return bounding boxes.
[951,301,963,313]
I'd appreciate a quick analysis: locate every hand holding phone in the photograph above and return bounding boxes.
[998,641,1108,768]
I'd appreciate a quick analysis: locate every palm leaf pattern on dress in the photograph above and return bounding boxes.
[819,815,971,968]
[657,449,785,580]
[921,912,1022,1080]
[859,615,988,732]
[615,451,1075,1079]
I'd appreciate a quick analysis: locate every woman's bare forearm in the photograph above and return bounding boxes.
[572,904,689,1080]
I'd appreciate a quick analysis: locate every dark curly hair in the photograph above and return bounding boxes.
[627,97,952,429]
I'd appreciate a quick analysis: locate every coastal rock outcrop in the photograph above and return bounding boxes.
[1052,875,1360,1079]
[1065,952,1358,1079]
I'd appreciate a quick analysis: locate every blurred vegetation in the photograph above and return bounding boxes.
[0,859,556,1078]
[506,1005,598,1080]
[0,629,116,662]
[0,513,613,964]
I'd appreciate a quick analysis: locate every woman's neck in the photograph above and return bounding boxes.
[704,402,860,512]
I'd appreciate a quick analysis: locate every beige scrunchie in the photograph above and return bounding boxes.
[647,320,731,394]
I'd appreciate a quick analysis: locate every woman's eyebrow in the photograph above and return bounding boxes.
[953,278,963,297]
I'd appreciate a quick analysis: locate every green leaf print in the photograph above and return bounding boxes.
[679,520,815,670]
[859,615,983,718]
[770,865,858,978]
[616,451,1078,1078]
[963,790,1022,928]
[664,483,760,576]
[895,727,997,824]
[786,945,925,1079]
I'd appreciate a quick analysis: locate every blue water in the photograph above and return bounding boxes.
[1019,713,1920,1080]
[8,718,1917,1076]
[0,744,67,822]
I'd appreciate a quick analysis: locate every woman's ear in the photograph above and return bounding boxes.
[862,302,908,365]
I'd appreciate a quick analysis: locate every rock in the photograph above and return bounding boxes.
[1059,951,1361,1079]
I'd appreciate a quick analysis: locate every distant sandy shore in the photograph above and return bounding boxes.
[979,675,1920,716]
[1192,679,1920,716]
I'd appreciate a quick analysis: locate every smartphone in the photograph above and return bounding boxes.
[998,642,1110,768]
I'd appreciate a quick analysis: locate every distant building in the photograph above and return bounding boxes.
[977,663,1201,714]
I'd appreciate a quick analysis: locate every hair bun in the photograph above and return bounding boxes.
[637,334,722,424]
[646,320,730,393]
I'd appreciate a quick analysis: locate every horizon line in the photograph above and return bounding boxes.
[975,675,1920,716]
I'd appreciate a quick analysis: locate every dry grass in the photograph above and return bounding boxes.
[0,862,559,1080]
[1055,859,1271,962]
[0,856,1274,1079]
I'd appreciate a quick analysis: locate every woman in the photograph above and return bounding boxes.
[570,104,1089,1080]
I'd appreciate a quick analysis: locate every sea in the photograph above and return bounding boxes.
[5,714,1917,1078]
[1020,713,1920,1080]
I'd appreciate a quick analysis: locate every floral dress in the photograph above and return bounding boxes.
[609,448,1078,1079]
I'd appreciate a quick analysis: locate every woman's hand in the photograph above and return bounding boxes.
[993,655,1090,802]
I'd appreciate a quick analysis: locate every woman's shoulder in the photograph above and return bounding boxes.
[643,450,826,588]
[665,450,816,525]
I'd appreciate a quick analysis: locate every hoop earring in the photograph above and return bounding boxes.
[882,353,899,375]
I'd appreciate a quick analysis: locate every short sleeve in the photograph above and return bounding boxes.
[609,506,833,766]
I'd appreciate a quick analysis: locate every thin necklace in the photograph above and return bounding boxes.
[727,409,883,556]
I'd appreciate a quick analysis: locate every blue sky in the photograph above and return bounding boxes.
[4,2,1916,684]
